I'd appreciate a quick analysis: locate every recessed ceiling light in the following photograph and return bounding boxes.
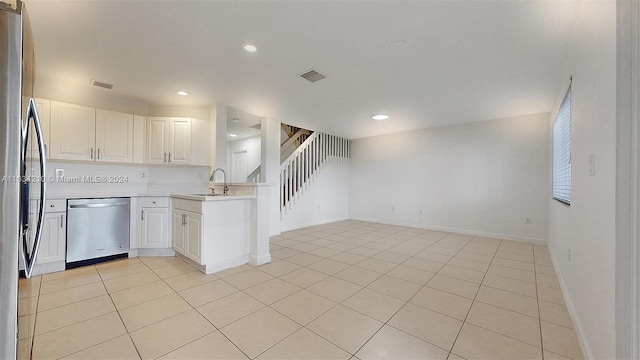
[177,91,188,96]
[372,114,389,121]
[229,133,238,137]
[232,118,241,123]
[242,43,258,53]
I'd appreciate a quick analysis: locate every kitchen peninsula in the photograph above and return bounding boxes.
[171,183,272,274]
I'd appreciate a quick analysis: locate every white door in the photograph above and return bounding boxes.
[50,101,96,161]
[141,208,169,248]
[169,118,191,164]
[172,211,186,255]
[146,117,169,163]
[231,150,249,182]
[95,109,134,163]
[37,212,65,264]
[185,212,202,264]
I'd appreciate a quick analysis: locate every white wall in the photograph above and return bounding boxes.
[148,105,211,121]
[45,161,209,196]
[227,135,261,182]
[547,1,617,359]
[349,113,550,242]
[280,159,350,232]
[35,83,149,115]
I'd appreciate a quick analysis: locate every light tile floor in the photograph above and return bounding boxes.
[18,220,583,359]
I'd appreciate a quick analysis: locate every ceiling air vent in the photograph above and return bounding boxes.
[299,69,326,83]
[91,79,113,90]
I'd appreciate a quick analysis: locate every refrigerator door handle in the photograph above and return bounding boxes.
[21,98,47,278]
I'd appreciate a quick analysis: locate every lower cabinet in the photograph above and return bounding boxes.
[173,208,203,264]
[139,197,170,249]
[38,211,66,265]
[26,199,66,275]
[171,197,251,274]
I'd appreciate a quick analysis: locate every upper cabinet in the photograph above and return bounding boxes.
[43,99,209,166]
[50,101,137,163]
[50,101,96,161]
[146,117,209,166]
[95,109,134,163]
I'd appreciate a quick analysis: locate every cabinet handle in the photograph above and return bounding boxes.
[141,210,145,221]
[182,214,186,226]
[44,144,47,157]
[60,214,64,228]
[169,153,172,162]
[164,153,167,162]
[90,148,94,159]
[97,148,100,159]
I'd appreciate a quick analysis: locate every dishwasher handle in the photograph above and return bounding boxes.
[69,202,129,209]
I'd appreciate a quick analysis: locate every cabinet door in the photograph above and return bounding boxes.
[146,117,169,163]
[190,118,210,166]
[172,211,186,255]
[169,118,191,164]
[185,212,202,264]
[141,207,169,248]
[50,101,96,161]
[25,98,51,159]
[37,212,65,264]
[96,109,134,163]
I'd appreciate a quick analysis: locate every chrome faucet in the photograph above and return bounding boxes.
[209,168,229,196]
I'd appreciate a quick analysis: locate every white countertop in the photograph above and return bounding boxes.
[171,194,256,201]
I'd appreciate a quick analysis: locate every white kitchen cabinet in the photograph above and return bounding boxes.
[25,199,67,276]
[172,197,251,273]
[95,109,134,163]
[185,212,202,262]
[172,208,203,264]
[50,101,96,161]
[139,197,170,249]
[169,118,191,164]
[146,117,209,165]
[146,117,191,164]
[39,212,66,264]
[172,211,186,255]
[50,101,137,163]
[132,115,145,163]
[25,97,51,159]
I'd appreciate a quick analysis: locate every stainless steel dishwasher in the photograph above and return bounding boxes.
[66,198,130,265]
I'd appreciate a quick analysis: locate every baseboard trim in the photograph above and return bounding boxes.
[249,254,272,266]
[548,248,593,359]
[280,216,350,233]
[131,248,175,257]
[349,217,547,244]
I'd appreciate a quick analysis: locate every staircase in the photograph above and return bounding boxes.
[244,123,351,217]
[280,130,350,217]
[244,124,314,183]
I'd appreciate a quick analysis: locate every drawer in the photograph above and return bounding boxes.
[45,199,66,213]
[141,197,169,208]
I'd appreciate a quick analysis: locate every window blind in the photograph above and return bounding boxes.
[552,88,571,205]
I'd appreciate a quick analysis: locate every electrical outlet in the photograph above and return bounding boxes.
[568,248,572,263]
[391,206,395,212]
[139,171,147,180]
[55,168,64,179]
[525,217,532,224]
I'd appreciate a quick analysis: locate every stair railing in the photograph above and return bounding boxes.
[280,132,350,216]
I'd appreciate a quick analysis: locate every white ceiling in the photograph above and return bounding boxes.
[24,0,579,139]
[227,106,261,141]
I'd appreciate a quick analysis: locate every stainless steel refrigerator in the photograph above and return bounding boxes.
[0,0,47,358]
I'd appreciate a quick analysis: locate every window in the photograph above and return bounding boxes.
[552,87,571,205]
